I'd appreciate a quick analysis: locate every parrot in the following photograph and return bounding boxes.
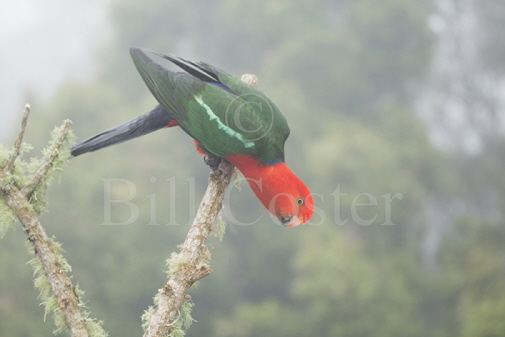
[71,48,314,227]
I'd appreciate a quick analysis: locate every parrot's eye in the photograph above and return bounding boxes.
[296,198,304,206]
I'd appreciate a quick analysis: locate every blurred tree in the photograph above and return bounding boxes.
[212,226,423,337]
[417,2,505,335]
[432,219,505,337]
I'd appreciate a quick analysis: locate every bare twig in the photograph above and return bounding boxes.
[143,74,259,337]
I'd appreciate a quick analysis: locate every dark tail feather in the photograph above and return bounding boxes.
[71,105,173,157]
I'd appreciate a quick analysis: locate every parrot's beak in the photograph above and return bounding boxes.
[286,216,302,227]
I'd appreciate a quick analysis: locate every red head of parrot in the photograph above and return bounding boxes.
[228,154,314,226]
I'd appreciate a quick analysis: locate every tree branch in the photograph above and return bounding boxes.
[0,104,30,178]
[4,191,90,337]
[20,119,72,198]
[0,107,105,337]
[143,74,259,337]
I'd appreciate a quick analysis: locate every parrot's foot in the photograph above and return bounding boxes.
[204,155,222,170]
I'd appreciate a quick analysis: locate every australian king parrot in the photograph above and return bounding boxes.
[71,48,314,227]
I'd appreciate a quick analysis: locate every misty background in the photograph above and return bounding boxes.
[1,1,505,336]
[0,0,108,138]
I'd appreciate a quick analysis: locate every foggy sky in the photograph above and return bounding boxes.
[0,0,109,141]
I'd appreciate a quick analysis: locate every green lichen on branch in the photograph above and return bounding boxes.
[1,106,108,337]
[166,251,191,276]
[27,239,108,337]
[28,239,70,334]
[212,213,227,241]
[0,122,75,220]
[0,124,74,237]
[0,198,16,237]
[141,295,195,337]
[169,300,196,337]
[0,142,32,237]
[141,252,197,337]
[141,304,156,332]
[22,122,75,213]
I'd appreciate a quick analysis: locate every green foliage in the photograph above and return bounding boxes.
[212,226,422,337]
[461,296,505,337]
[293,227,422,337]
[432,219,505,337]
[213,300,292,337]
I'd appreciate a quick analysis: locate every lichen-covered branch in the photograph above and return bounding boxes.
[5,191,91,337]
[142,74,259,337]
[20,119,72,198]
[142,160,235,337]
[0,104,30,177]
[0,106,107,337]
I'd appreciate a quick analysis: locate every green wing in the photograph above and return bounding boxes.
[130,48,290,163]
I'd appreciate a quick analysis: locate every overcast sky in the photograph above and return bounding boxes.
[0,0,109,141]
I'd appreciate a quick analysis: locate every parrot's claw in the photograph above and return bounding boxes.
[204,155,222,170]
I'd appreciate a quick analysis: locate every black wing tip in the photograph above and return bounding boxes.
[129,47,183,73]
[130,47,170,63]
[129,46,143,56]
[129,47,177,62]
[129,47,154,55]
[132,48,219,83]
[129,47,198,70]
[129,47,151,61]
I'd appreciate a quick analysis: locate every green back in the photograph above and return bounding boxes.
[130,48,290,164]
